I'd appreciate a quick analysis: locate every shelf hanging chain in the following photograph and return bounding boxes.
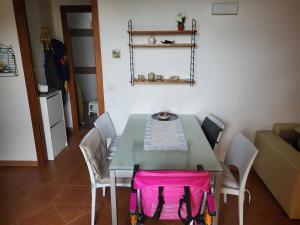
[128,20,134,86]
[190,19,196,86]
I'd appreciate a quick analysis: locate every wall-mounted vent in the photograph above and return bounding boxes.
[212,1,239,15]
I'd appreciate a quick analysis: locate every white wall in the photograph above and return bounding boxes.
[0,0,37,161]
[25,0,54,85]
[98,0,300,159]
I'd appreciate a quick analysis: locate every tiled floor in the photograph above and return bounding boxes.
[0,130,299,225]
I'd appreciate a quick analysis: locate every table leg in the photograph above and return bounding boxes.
[110,170,117,225]
[213,172,223,225]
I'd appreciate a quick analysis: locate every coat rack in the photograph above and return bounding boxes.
[0,43,18,77]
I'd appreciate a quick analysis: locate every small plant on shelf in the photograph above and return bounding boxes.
[176,13,186,31]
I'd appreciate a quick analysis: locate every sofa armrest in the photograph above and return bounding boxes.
[273,123,300,141]
[254,131,300,219]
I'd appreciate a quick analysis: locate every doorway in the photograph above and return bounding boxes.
[61,4,105,132]
[12,0,104,166]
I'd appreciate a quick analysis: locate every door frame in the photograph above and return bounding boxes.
[12,0,105,166]
[60,2,105,132]
[13,0,47,166]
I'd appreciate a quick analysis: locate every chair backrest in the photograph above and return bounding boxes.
[224,133,258,191]
[201,114,225,149]
[79,128,109,185]
[94,112,116,144]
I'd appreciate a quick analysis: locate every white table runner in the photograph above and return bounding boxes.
[143,116,188,151]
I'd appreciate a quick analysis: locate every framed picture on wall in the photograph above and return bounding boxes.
[0,43,18,77]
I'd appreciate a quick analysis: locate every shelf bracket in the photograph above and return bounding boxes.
[128,20,134,86]
[190,19,196,86]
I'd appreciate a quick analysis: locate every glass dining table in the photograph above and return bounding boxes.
[109,114,223,225]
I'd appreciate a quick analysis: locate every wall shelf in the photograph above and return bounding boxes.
[129,43,196,48]
[133,79,195,85]
[128,30,197,35]
[128,19,197,86]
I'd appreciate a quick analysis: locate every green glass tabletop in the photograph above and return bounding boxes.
[109,114,223,172]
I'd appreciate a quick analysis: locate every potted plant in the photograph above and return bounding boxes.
[177,13,186,31]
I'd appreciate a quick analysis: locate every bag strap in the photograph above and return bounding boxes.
[178,186,193,225]
[152,186,165,220]
[131,164,140,191]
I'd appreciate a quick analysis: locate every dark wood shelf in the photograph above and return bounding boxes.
[133,79,195,84]
[129,43,195,48]
[128,30,197,35]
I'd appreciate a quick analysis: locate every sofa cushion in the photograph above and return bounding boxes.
[273,123,300,142]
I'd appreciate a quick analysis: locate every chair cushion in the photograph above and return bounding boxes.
[221,162,239,189]
[80,129,109,181]
[107,136,121,159]
[201,117,223,149]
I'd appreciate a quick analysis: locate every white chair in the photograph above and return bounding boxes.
[94,112,121,159]
[221,133,258,225]
[79,128,130,225]
[88,99,99,116]
[201,114,225,150]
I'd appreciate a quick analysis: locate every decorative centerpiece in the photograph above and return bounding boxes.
[176,13,186,31]
[148,36,156,44]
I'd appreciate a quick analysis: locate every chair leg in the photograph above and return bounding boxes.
[223,193,227,203]
[102,187,106,197]
[238,193,244,225]
[91,187,96,225]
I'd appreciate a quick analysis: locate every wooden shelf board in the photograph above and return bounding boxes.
[133,79,195,84]
[129,43,195,48]
[128,30,197,35]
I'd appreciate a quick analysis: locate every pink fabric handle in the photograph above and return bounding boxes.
[129,192,137,214]
[207,193,216,216]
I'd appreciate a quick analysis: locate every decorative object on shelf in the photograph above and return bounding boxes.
[0,43,18,77]
[160,40,175,44]
[148,36,156,44]
[155,75,164,80]
[137,74,145,81]
[169,75,180,81]
[176,13,186,31]
[127,19,196,86]
[148,72,155,81]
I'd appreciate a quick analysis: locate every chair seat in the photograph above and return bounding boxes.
[107,136,121,159]
[221,162,239,189]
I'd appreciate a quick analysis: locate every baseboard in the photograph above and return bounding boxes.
[0,160,38,167]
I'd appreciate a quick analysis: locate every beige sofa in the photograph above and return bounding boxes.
[254,123,300,219]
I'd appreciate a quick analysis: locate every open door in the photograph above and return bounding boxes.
[61,2,105,132]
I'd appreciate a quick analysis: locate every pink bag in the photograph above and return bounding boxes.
[130,165,216,225]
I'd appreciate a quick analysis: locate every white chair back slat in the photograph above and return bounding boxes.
[207,114,225,130]
[224,133,258,190]
[94,112,116,146]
